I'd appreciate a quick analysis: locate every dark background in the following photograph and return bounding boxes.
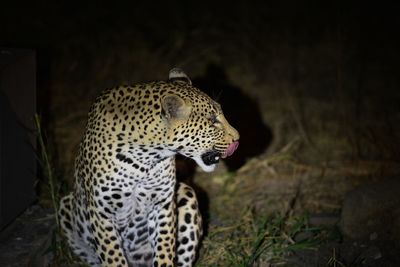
[2,1,399,173]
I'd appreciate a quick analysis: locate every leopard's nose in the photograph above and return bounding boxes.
[228,125,240,142]
[218,114,239,142]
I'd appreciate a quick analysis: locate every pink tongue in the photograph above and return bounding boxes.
[222,141,239,158]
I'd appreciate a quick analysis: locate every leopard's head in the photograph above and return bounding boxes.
[161,68,239,172]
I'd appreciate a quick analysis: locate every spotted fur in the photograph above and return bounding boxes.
[59,69,239,267]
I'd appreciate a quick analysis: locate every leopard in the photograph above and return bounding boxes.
[58,68,239,267]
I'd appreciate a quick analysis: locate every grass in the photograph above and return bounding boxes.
[34,114,79,266]
[197,209,330,267]
[327,248,347,267]
[34,114,60,227]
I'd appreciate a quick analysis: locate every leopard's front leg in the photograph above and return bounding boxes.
[150,199,177,267]
[176,182,203,267]
[88,206,129,267]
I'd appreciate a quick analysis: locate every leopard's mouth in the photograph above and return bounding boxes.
[201,141,239,166]
[221,141,239,159]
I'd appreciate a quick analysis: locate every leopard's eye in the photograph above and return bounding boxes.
[208,114,219,125]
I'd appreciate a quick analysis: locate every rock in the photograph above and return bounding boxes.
[27,233,54,267]
[340,178,400,240]
[0,205,54,267]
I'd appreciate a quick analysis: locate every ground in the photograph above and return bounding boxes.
[1,1,400,266]
[0,205,54,267]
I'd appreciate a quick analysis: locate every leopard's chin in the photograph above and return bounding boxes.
[201,150,221,165]
[191,151,221,172]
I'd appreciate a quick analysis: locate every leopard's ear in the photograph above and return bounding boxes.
[161,94,191,121]
[168,68,192,85]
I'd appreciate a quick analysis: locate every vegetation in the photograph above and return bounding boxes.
[34,114,78,266]
[197,212,329,266]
